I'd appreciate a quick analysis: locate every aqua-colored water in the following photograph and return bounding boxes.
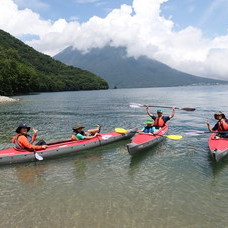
[0,85,227,227]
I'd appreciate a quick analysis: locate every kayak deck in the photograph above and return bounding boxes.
[127,125,168,155]
[0,129,137,165]
[208,133,228,162]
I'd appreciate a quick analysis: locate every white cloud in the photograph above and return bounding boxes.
[1,0,228,80]
[0,0,51,36]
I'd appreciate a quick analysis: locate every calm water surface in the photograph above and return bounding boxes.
[0,85,228,227]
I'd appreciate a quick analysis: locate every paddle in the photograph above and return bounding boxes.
[184,130,228,136]
[115,128,182,139]
[129,103,196,111]
[141,133,182,140]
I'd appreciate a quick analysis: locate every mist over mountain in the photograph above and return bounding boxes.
[54,46,226,88]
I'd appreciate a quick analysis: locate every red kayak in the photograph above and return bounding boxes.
[127,125,168,155]
[0,128,137,165]
[208,133,228,162]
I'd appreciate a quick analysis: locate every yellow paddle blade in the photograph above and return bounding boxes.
[165,135,183,140]
[115,128,128,134]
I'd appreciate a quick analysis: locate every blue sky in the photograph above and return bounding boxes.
[1,0,228,80]
[161,0,228,37]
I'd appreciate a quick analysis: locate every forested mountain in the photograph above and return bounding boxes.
[0,29,108,95]
[55,46,227,88]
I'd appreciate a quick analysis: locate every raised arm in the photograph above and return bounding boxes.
[32,128,38,142]
[169,107,176,119]
[206,120,213,132]
[146,106,153,117]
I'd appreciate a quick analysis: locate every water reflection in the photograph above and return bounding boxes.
[73,153,103,179]
[208,155,228,178]
[128,144,165,177]
[15,163,48,185]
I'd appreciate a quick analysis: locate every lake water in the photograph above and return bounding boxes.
[0,85,228,227]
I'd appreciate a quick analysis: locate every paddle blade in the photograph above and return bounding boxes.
[180,108,196,111]
[165,135,183,140]
[35,152,43,160]
[129,103,144,108]
[184,132,201,136]
[115,128,128,133]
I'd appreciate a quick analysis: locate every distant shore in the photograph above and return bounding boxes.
[0,96,18,103]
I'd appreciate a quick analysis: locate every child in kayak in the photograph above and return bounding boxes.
[12,123,47,150]
[206,112,228,138]
[145,106,175,129]
[139,119,158,134]
[72,124,101,140]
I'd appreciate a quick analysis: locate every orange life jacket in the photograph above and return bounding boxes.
[154,117,165,127]
[12,134,33,149]
[217,119,228,131]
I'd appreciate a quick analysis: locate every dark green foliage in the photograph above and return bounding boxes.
[0,29,109,95]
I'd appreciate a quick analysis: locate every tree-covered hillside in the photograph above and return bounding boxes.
[0,29,108,95]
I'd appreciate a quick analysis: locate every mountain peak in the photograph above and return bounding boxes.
[55,45,227,88]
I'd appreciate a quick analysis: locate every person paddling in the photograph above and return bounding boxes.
[12,123,47,150]
[139,119,158,134]
[146,106,175,129]
[72,124,101,140]
[206,112,228,138]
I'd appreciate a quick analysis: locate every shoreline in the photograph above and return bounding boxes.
[0,96,18,103]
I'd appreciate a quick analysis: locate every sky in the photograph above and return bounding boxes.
[1,0,228,80]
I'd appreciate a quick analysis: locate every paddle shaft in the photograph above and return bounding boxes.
[138,132,182,140]
[145,105,195,111]
[130,103,195,111]
[186,130,228,134]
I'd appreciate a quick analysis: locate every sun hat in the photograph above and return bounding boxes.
[157,109,163,113]
[144,119,154,125]
[16,123,30,133]
[72,124,85,131]
[214,111,226,119]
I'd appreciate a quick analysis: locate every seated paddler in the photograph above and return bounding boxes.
[206,111,228,138]
[72,124,101,140]
[139,119,158,134]
[12,123,47,150]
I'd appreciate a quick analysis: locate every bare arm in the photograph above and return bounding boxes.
[32,128,38,142]
[169,107,176,119]
[71,135,78,141]
[146,106,153,117]
[206,120,213,132]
